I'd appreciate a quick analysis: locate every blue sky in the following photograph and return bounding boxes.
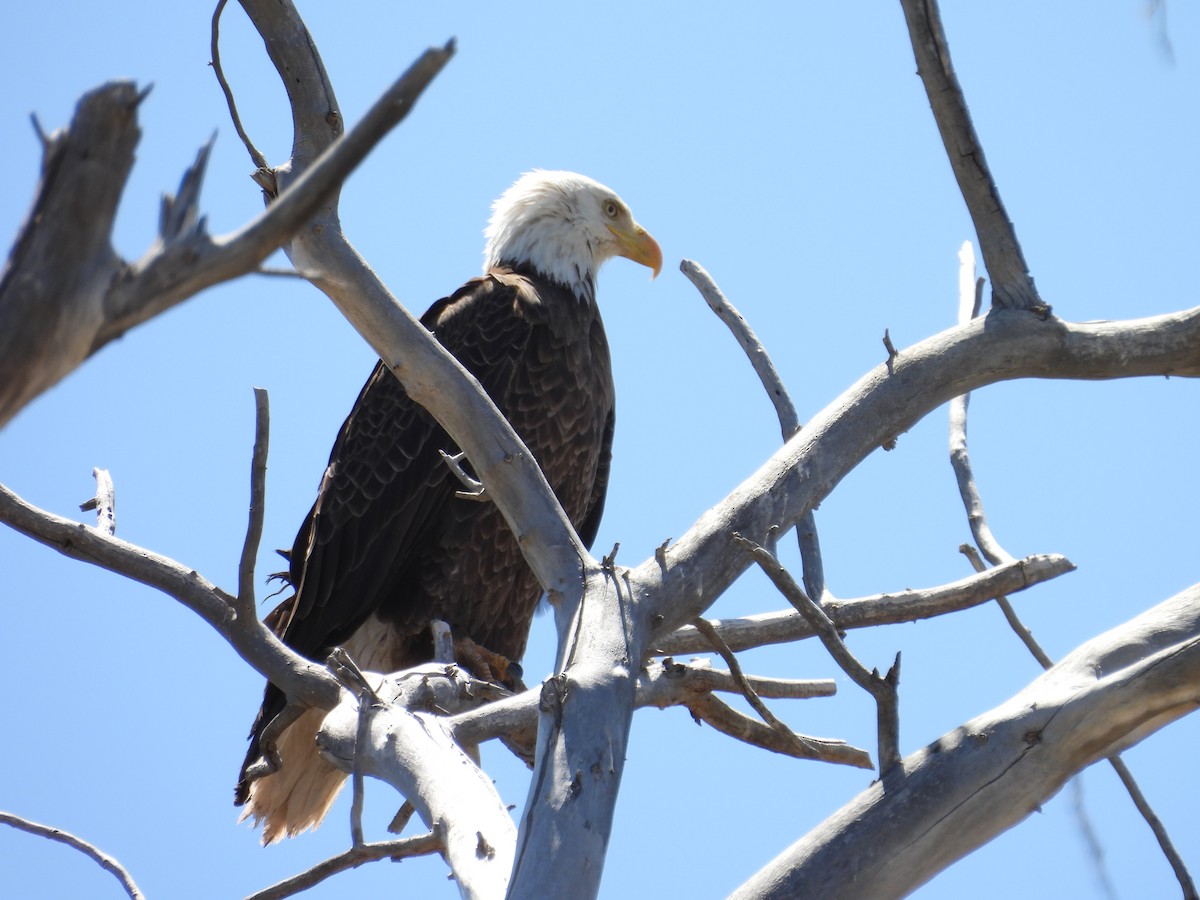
[2,3,1197,898]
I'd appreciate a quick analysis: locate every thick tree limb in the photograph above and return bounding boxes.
[731,583,1200,899]
[656,552,1073,655]
[637,307,1200,649]
[899,0,1042,311]
[316,666,516,900]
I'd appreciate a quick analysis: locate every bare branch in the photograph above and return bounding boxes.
[945,257,1195,894]
[0,480,340,712]
[692,616,826,759]
[656,552,1074,655]
[316,667,517,900]
[0,811,144,900]
[732,583,1200,899]
[245,832,442,900]
[236,388,270,616]
[640,307,1200,645]
[687,693,872,768]
[439,449,489,502]
[210,0,269,174]
[0,39,453,430]
[899,0,1043,311]
[960,545,1053,668]
[948,252,1015,567]
[680,258,829,603]
[1109,756,1199,900]
[735,535,901,773]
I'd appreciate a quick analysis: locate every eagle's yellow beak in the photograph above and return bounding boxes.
[609,222,663,280]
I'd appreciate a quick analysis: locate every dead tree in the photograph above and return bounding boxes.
[0,2,1196,898]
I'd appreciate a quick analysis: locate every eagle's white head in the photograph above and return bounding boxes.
[483,170,662,302]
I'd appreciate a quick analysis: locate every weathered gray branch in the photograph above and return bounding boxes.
[736,536,901,773]
[731,583,1200,899]
[680,259,829,602]
[246,832,442,900]
[637,307,1200,650]
[0,811,144,900]
[316,666,517,900]
[0,24,449,430]
[899,0,1042,311]
[657,552,1073,655]
[0,478,340,713]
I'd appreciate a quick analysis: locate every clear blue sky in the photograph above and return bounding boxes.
[2,3,1197,898]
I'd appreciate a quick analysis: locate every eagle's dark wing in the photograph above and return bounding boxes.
[237,267,615,812]
[270,270,542,659]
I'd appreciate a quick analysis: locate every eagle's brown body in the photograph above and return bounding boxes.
[236,266,615,841]
[235,170,658,844]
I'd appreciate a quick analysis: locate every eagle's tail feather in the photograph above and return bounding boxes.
[237,708,347,844]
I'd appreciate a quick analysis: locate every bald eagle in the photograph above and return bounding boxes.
[235,170,661,843]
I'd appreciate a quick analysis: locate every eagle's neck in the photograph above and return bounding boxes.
[495,256,596,307]
[484,199,600,303]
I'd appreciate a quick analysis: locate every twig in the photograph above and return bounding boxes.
[656,552,1074,655]
[899,0,1044,312]
[236,388,270,617]
[245,832,442,900]
[644,657,836,703]
[948,246,1013,567]
[1070,778,1119,900]
[430,619,455,664]
[679,258,829,603]
[684,694,872,769]
[0,811,145,900]
[735,534,901,773]
[1109,755,1199,900]
[960,545,1052,667]
[350,687,373,847]
[448,658,838,752]
[882,328,898,371]
[691,617,822,758]
[210,0,270,173]
[79,467,116,535]
[438,449,488,501]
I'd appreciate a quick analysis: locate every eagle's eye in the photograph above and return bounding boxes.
[602,199,620,219]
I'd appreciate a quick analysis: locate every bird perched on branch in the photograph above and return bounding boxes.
[235,170,661,843]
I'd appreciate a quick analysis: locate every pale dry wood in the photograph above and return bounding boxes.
[692,616,828,760]
[78,467,116,535]
[316,666,517,900]
[732,583,1200,899]
[638,307,1200,652]
[685,694,872,768]
[656,553,1074,655]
